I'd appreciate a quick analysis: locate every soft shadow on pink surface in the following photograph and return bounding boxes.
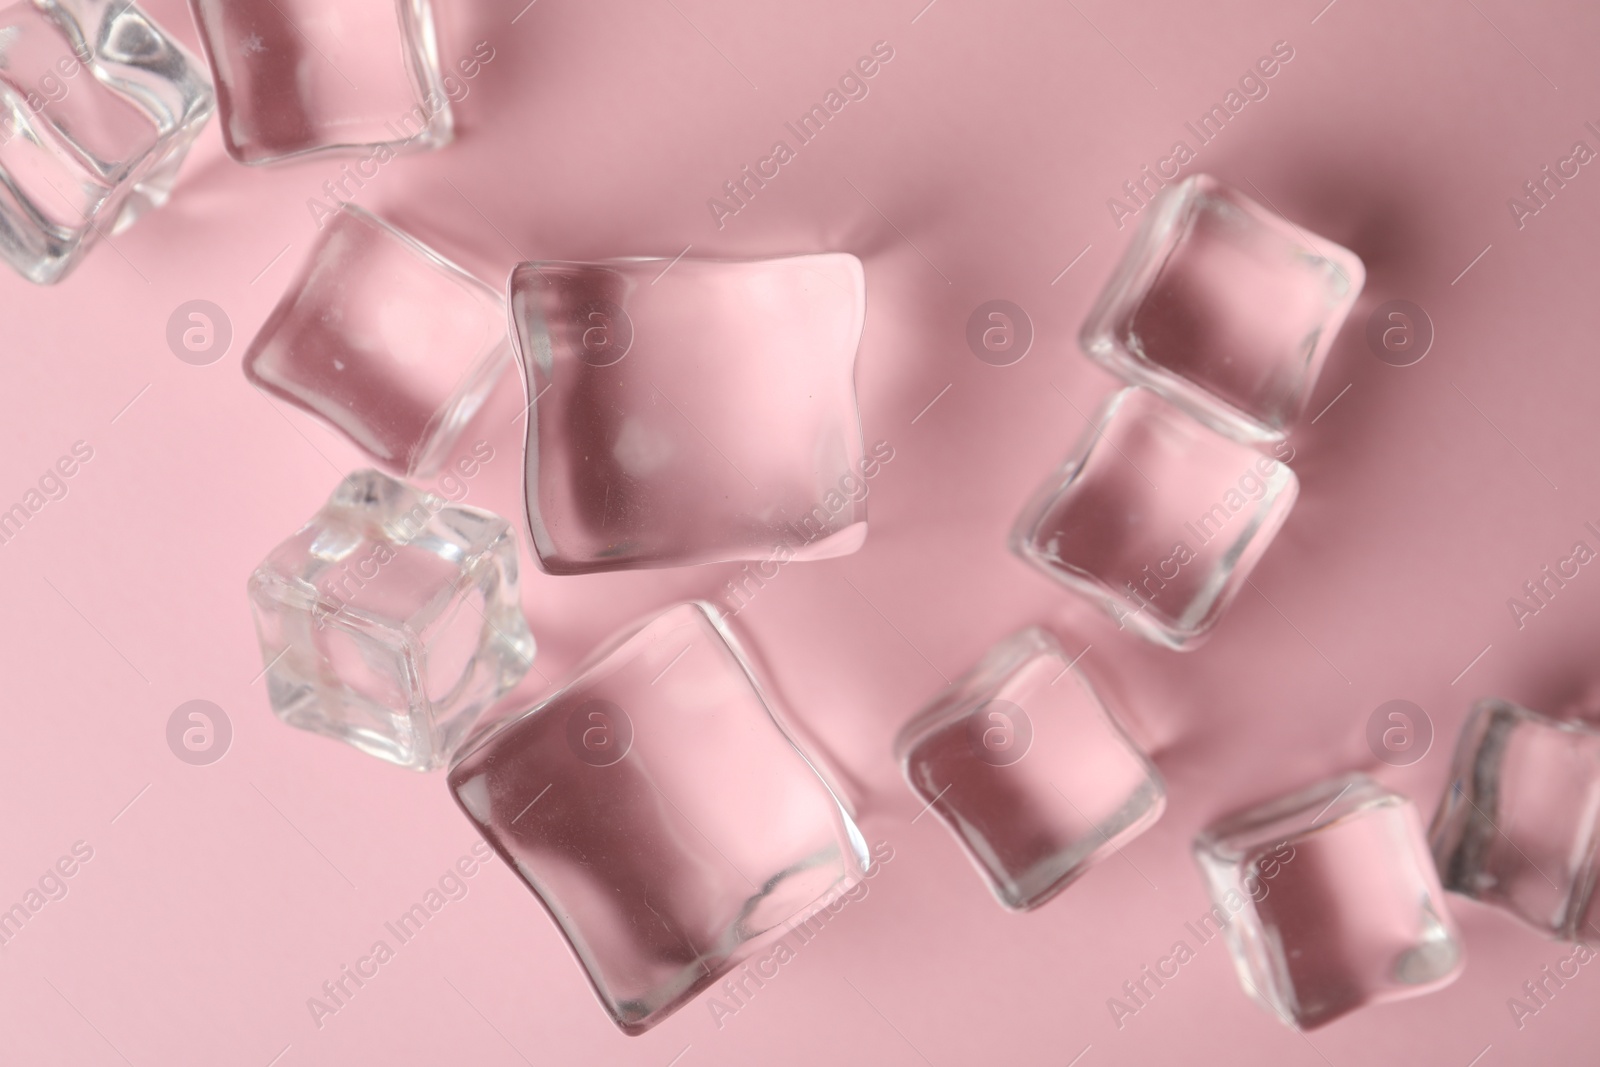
[1,0,1599,1063]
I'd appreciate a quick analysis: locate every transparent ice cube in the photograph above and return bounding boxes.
[1195,773,1464,1030]
[895,627,1164,910]
[1011,386,1298,650]
[248,469,534,771]
[1430,698,1600,942]
[243,204,510,478]
[507,254,870,573]
[186,0,450,163]
[1081,174,1365,442]
[447,601,868,1034]
[0,0,214,283]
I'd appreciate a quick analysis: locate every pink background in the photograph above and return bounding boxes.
[3,0,1598,1063]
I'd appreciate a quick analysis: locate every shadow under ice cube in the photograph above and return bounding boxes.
[248,469,534,771]
[1011,386,1298,650]
[1081,174,1365,442]
[0,0,214,283]
[895,627,1164,910]
[506,254,869,573]
[447,601,868,1034]
[1430,698,1600,942]
[1195,773,1464,1030]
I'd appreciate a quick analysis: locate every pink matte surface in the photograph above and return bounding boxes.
[2,0,1597,1063]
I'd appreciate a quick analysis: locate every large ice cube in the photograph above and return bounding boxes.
[447,601,868,1033]
[507,254,870,573]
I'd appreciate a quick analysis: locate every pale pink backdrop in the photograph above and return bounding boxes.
[2,0,1597,1063]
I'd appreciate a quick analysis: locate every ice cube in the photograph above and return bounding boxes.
[186,0,451,163]
[1011,386,1298,650]
[0,0,213,283]
[243,204,510,478]
[248,469,534,771]
[447,601,867,1033]
[1430,698,1600,942]
[896,627,1164,910]
[506,254,870,573]
[1081,174,1364,441]
[1195,773,1464,1029]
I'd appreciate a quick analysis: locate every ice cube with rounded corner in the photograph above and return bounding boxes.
[1011,386,1298,650]
[507,254,870,573]
[447,601,867,1033]
[895,626,1164,910]
[1430,698,1600,942]
[243,204,511,478]
[0,0,214,283]
[186,0,451,163]
[1081,174,1364,442]
[1195,773,1464,1030]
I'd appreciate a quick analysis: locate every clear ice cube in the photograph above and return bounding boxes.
[1011,386,1298,650]
[447,601,868,1033]
[243,204,511,478]
[895,627,1164,910]
[1081,174,1365,442]
[506,254,870,573]
[186,0,451,163]
[1195,773,1464,1030]
[248,469,534,771]
[1430,698,1600,942]
[0,0,214,283]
